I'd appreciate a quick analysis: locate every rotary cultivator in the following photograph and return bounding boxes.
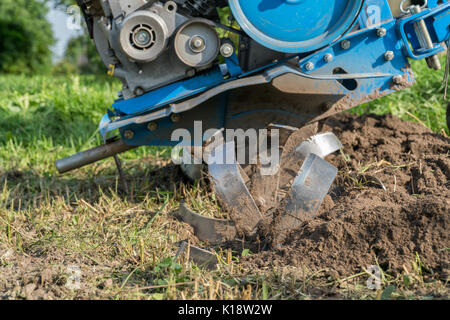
[56,0,450,267]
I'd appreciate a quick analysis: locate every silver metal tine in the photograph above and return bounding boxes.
[274,153,338,244]
[208,141,263,237]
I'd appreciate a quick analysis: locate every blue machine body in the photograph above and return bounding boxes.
[228,0,365,53]
[97,0,450,147]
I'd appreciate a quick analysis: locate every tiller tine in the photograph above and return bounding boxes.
[295,132,343,160]
[207,141,263,237]
[177,129,341,253]
[174,201,236,244]
[249,123,319,212]
[273,153,338,245]
[278,131,342,189]
[176,241,218,270]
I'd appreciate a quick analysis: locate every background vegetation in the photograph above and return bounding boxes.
[0,0,54,74]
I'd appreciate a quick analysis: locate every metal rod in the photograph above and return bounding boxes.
[55,139,137,174]
[412,5,441,70]
[113,154,129,194]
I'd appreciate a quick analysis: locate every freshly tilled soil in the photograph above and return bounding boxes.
[246,113,449,277]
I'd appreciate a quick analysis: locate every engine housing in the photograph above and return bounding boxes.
[79,0,228,99]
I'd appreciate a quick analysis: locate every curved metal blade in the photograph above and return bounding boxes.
[250,123,319,212]
[174,201,237,243]
[208,141,263,236]
[278,131,341,192]
[176,241,218,270]
[295,132,343,160]
[273,153,338,245]
[249,126,342,212]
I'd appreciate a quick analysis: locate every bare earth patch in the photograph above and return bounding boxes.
[247,113,449,279]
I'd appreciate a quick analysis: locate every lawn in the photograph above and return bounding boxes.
[0,59,448,300]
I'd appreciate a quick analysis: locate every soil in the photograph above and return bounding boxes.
[245,113,450,277]
[1,113,448,299]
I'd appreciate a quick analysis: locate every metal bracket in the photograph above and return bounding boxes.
[397,3,450,61]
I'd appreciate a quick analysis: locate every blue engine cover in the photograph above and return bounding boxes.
[229,0,365,53]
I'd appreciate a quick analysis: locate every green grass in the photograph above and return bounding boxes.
[0,75,169,173]
[0,60,448,300]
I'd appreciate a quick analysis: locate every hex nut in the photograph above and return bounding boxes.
[377,28,387,37]
[220,43,234,58]
[384,51,395,61]
[324,53,333,63]
[124,130,134,139]
[393,75,404,85]
[304,62,315,71]
[147,122,158,131]
[341,40,351,50]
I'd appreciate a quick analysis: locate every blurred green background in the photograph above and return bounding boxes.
[0,0,105,75]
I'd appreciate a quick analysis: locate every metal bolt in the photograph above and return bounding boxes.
[324,53,333,63]
[194,39,203,48]
[135,29,151,46]
[304,62,315,71]
[341,40,351,50]
[147,122,158,131]
[393,75,403,85]
[189,36,206,53]
[186,69,195,77]
[124,130,134,140]
[134,87,144,96]
[220,43,234,58]
[384,51,395,61]
[377,27,387,37]
[171,113,181,123]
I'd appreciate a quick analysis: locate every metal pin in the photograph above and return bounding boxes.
[113,155,129,195]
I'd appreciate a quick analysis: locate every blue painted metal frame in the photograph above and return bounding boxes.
[112,55,246,118]
[96,0,449,148]
[299,20,411,98]
[113,67,226,116]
